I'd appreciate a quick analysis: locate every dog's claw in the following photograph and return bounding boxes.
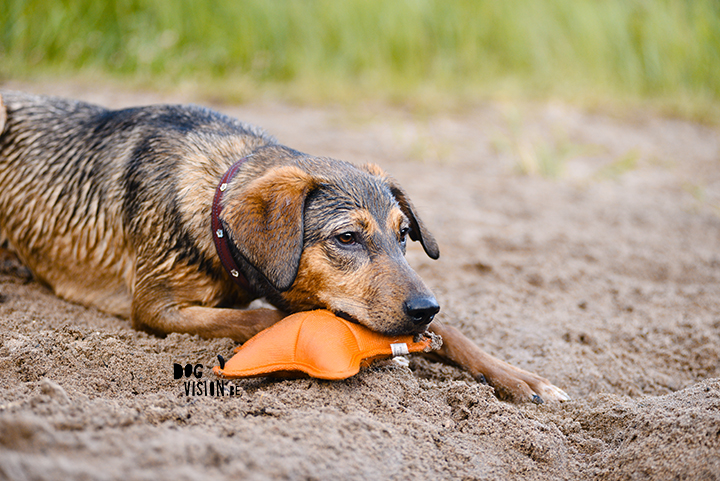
[531,394,544,404]
[536,383,571,402]
[217,354,226,370]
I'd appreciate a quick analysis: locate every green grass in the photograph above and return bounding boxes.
[1,0,719,117]
[595,149,641,180]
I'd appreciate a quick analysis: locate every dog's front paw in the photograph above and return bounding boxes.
[428,322,570,404]
[478,358,570,404]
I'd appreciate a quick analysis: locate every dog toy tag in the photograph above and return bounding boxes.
[213,309,441,380]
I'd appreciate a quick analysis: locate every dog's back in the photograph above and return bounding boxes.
[0,91,272,315]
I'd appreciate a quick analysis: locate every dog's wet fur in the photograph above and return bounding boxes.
[0,91,569,403]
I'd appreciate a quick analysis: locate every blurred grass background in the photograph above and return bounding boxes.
[1,0,719,119]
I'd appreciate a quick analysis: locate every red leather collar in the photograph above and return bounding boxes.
[211,156,253,293]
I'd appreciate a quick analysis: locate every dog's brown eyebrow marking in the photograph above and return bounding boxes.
[318,208,381,239]
[348,209,380,235]
[387,207,409,235]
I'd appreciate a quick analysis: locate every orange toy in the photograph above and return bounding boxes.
[213,309,441,380]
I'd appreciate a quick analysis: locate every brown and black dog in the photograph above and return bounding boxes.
[0,91,568,403]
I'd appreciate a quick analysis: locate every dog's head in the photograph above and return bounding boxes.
[222,157,440,335]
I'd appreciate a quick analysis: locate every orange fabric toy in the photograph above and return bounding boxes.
[213,309,441,380]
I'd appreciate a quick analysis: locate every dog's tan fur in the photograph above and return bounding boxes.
[0,91,568,403]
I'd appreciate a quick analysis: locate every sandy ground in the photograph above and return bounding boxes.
[1,82,719,480]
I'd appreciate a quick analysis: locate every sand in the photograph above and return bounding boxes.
[1,82,719,480]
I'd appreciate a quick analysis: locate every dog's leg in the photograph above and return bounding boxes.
[171,306,286,342]
[128,240,291,341]
[429,321,570,403]
[132,304,286,343]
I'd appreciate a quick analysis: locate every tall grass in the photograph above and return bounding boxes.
[1,0,718,113]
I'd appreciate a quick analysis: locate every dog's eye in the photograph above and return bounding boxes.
[399,227,410,243]
[336,232,357,245]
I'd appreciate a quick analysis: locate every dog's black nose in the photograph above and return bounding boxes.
[404,297,440,326]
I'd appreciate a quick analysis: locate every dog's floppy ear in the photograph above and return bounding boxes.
[223,166,318,291]
[389,181,440,259]
[362,163,440,260]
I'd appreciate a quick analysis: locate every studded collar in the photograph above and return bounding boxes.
[211,156,253,293]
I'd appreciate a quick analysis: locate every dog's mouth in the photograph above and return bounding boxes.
[334,309,429,337]
[335,310,361,325]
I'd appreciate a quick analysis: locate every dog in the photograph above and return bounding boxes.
[0,91,569,403]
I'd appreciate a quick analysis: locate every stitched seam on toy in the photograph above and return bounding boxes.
[293,315,305,363]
